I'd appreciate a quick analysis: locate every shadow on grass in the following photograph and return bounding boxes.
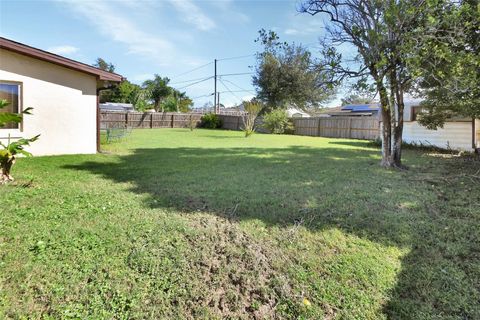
[64,145,479,318]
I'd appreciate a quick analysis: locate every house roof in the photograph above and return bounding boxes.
[0,37,124,82]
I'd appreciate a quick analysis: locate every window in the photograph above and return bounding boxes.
[0,82,21,129]
[411,106,424,121]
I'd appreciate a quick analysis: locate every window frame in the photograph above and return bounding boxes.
[410,106,424,122]
[0,80,23,132]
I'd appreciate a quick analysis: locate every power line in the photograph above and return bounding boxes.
[216,54,255,62]
[192,93,214,99]
[218,72,254,77]
[171,61,213,79]
[218,78,243,102]
[170,76,215,85]
[221,79,256,94]
[175,76,213,90]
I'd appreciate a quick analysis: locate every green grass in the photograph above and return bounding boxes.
[1,129,479,319]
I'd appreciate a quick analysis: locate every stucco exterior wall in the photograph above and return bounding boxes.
[0,49,97,156]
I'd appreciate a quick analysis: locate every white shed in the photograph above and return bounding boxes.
[402,101,478,151]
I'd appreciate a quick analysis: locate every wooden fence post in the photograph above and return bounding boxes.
[171,114,174,128]
[150,113,153,128]
[125,112,129,127]
[347,117,352,138]
[317,118,321,137]
[237,115,241,130]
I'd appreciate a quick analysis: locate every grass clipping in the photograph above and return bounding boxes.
[127,214,294,319]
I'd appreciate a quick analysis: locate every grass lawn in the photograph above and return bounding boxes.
[1,129,479,319]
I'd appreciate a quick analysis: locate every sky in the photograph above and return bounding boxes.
[0,0,344,108]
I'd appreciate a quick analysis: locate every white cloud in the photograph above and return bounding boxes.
[47,45,79,55]
[284,28,299,35]
[168,0,216,31]
[60,0,175,65]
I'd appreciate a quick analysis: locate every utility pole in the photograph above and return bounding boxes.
[217,92,220,113]
[214,58,217,114]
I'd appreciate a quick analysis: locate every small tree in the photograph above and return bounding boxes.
[242,101,262,137]
[0,100,39,183]
[143,75,171,112]
[263,109,289,134]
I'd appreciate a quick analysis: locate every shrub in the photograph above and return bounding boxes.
[242,102,263,137]
[263,109,289,134]
[201,113,222,129]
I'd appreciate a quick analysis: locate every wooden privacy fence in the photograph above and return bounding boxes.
[101,111,379,140]
[101,111,203,129]
[293,117,380,140]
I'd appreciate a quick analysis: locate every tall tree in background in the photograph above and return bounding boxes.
[143,75,171,112]
[341,93,373,106]
[93,57,115,73]
[93,58,117,103]
[253,29,335,112]
[410,0,480,129]
[300,0,426,168]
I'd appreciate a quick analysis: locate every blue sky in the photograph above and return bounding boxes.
[0,0,342,108]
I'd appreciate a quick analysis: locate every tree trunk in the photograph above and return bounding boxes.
[390,68,405,168]
[378,83,395,167]
[0,156,15,183]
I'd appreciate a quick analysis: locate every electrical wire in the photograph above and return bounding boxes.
[216,54,255,62]
[221,79,256,94]
[217,72,253,77]
[218,78,243,102]
[171,61,213,79]
[175,76,213,90]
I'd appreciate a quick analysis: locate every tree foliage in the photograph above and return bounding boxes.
[93,57,115,73]
[242,101,263,137]
[341,93,374,106]
[253,29,335,111]
[0,100,39,183]
[410,0,480,129]
[300,0,427,168]
[143,75,172,112]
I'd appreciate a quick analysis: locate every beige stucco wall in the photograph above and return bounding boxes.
[0,49,98,156]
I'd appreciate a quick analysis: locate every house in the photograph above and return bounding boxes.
[317,104,380,117]
[402,102,479,151]
[286,107,310,118]
[0,37,123,156]
[100,102,134,112]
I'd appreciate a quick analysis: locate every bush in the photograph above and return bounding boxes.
[201,113,222,129]
[263,109,289,134]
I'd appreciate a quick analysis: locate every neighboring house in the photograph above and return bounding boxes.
[100,102,134,112]
[0,37,123,156]
[402,102,479,151]
[317,104,380,117]
[286,107,310,118]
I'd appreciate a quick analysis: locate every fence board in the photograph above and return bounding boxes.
[100,111,203,129]
[101,112,379,140]
[293,116,379,140]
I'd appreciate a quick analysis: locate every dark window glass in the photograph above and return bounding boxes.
[0,83,21,129]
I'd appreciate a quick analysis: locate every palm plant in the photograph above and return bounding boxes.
[0,99,39,183]
[142,75,171,112]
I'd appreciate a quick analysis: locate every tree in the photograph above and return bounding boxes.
[300,0,426,168]
[93,58,117,103]
[93,57,115,73]
[341,93,373,106]
[0,100,39,183]
[143,75,171,112]
[242,101,262,137]
[409,0,480,129]
[253,29,335,112]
